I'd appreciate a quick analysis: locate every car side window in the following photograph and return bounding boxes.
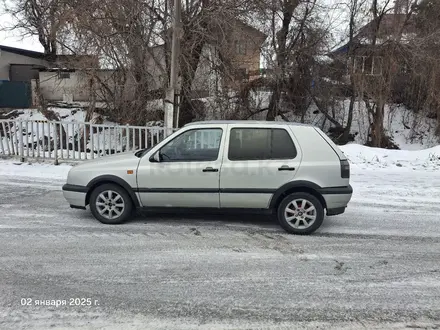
[159,128,223,162]
[271,128,297,159]
[228,128,297,161]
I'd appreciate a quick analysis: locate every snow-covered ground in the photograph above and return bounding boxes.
[2,107,96,123]
[0,159,72,180]
[1,105,162,127]
[340,144,440,171]
[290,100,440,150]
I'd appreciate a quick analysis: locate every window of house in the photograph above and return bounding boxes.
[228,128,297,161]
[350,56,383,75]
[352,56,366,74]
[235,40,246,55]
[58,71,71,79]
[372,56,383,75]
[364,56,374,75]
[159,128,223,162]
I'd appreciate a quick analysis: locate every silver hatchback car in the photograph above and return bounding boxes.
[62,120,352,235]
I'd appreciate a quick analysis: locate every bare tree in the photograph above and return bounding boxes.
[409,0,440,137]
[359,0,418,148]
[69,0,257,126]
[341,0,368,143]
[175,0,254,125]
[263,0,319,121]
[67,0,169,125]
[2,0,72,58]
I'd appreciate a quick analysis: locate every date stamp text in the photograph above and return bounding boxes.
[21,298,100,307]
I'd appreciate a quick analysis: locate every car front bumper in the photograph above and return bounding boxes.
[62,184,88,209]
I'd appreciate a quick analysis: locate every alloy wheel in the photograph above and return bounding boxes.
[284,199,317,229]
[96,190,125,220]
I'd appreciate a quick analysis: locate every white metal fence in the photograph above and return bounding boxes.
[0,119,166,163]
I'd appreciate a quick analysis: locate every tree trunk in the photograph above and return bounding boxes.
[341,95,356,144]
[78,79,97,151]
[266,81,281,121]
[371,102,385,147]
[177,32,205,126]
[436,106,440,137]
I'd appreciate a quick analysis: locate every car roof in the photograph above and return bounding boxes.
[184,120,315,127]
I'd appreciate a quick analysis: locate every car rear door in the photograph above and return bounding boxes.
[219,124,302,209]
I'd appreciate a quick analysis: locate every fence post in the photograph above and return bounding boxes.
[90,124,94,159]
[0,123,5,156]
[53,122,59,165]
[19,120,24,162]
[1,122,10,155]
[125,124,130,151]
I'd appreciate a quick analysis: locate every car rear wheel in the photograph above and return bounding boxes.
[89,183,133,224]
[277,192,324,235]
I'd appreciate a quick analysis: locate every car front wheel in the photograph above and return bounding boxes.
[89,183,133,224]
[277,192,324,235]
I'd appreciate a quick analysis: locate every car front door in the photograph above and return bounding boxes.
[136,125,226,208]
[219,124,302,209]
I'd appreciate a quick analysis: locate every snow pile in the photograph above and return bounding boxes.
[385,104,439,150]
[270,98,439,152]
[340,144,440,170]
[7,107,89,122]
[283,101,439,150]
[0,159,71,180]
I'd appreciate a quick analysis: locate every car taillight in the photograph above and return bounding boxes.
[340,159,350,178]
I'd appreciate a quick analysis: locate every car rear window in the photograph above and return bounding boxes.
[228,128,297,160]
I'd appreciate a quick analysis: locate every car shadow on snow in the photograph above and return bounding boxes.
[132,209,280,229]
[72,207,346,235]
[72,207,280,230]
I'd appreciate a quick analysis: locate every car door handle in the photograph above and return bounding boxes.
[202,167,219,172]
[278,165,295,171]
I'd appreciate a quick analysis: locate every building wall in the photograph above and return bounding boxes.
[0,50,47,81]
[191,44,219,94]
[229,25,265,74]
[10,64,44,82]
[218,22,266,89]
[147,23,266,95]
[145,46,167,91]
[39,70,140,102]
[39,71,92,101]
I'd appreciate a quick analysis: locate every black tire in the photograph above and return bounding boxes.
[277,192,324,235]
[89,183,134,225]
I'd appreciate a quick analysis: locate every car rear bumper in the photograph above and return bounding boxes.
[62,184,88,208]
[320,185,353,216]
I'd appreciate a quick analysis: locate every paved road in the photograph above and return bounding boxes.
[1,168,440,329]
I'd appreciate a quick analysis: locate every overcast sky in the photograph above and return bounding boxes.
[0,9,44,51]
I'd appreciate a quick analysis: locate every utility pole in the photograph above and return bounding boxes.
[164,0,182,136]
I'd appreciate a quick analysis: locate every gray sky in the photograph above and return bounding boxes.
[0,10,44,51]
